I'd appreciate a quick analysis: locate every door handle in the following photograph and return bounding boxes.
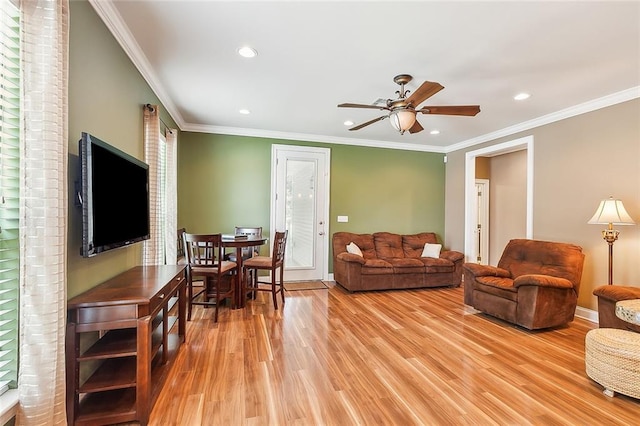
[319,232,325,236]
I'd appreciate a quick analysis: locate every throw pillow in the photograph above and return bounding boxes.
[421,243,442,258]
[346,242,363,257]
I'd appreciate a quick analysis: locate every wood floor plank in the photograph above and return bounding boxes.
[149,283,639,425]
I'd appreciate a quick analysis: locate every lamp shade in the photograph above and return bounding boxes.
[389,109,416,133]
[588,197,636,225]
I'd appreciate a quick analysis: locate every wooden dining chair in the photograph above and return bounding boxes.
[183,232,238,322]
[176,227,186,265]
[226,226,263,262]
[242,230,288,309]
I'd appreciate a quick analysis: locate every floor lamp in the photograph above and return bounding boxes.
[588,197,636,285]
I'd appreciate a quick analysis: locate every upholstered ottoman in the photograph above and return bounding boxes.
[585,328,640,398]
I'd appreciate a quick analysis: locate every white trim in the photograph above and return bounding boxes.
[575,306,598,324]
[464,136,534,262]
[88,0,186,128]
[445,86,640,153]
[184,124,446,153]
[475,179,490,264]
[91,2,640,154]
[271,144,331,281]
[0,389,18,425]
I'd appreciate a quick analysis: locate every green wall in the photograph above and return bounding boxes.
[67,1,178,298]
[67,0,447,296]
[178,133,447,271]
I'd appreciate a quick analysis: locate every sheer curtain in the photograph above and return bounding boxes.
[165,128,178,264]
[143,104,163,265]
[17,0,69,424]
[143,104,178,265]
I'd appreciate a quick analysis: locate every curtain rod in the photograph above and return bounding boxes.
[145,104,174,134]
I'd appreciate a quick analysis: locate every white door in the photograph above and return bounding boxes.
[475,179,489,264]
[271,145,330,281]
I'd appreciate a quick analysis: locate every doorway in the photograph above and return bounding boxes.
[464,136,534,263]
[271,145,330,281]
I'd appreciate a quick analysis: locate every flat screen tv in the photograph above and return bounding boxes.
[79,132,150,257]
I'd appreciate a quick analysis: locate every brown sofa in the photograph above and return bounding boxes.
[593,285,640,333]
[332,232,464,292]
[463,239,585,330]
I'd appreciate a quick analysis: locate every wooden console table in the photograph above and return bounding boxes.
[66,265,187,425]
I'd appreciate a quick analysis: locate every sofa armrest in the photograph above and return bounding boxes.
[463,263,511,278]
[593,285,640,302]
[440,250,464,263]
[513,274,573,289]
[336,252,366,265]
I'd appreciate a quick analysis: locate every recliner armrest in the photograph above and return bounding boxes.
[513,274,573,289]
[336,252,366,265]
[463,263,510,278]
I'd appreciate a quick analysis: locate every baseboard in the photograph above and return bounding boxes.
[327,273,334,282]
[575,306,598,324]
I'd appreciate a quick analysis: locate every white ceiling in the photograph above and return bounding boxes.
[91,1,640,153]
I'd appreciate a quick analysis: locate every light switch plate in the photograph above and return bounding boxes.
[337,215,349,223]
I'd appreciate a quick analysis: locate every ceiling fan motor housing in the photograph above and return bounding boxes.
[337,73,480,134]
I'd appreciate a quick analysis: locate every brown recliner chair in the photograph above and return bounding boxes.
[463,239,585,330]
[593,285,640,333]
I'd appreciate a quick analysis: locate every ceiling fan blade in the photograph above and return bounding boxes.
[417,105,481,116]
[405,81,444,108]
[408,120,423,134]
[349,115,387,131]
[338,103,389,111]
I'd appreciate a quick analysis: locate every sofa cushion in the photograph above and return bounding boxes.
[361,258,394,275]
[346,242,363,257]
[402,232,438,258]
[373,232,405,260]
[388,258,425,274]
[421,243,442,258]
[420,257,455,273]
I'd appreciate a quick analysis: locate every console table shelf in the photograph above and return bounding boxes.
[66,265,187,425]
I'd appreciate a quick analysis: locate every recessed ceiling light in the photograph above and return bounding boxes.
[430,130,440,135]
[239,109,250,115]
[514,93,530,101]
[238,46,257,58]
[344,120,354,126]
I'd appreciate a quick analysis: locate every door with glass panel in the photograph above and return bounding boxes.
[271,145,330,281]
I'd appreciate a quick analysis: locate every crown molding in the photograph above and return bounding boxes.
[182,123,447,153]
[445,86,640,154]
[88,0,186,129]
[91,1,639,155]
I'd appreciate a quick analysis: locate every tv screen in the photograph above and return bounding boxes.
[79,132,150,257]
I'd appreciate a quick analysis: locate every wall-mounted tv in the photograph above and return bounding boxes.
[78,132,150,257]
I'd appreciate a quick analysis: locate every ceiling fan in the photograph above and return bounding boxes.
[338,74,481,134]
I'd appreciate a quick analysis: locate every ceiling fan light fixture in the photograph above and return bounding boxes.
[389,109,416,134]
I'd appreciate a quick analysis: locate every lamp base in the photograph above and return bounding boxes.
[602,230,618,285]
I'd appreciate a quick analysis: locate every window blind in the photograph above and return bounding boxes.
[0,0,20,392]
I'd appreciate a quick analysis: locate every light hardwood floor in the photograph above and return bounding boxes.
[150,282,639,425]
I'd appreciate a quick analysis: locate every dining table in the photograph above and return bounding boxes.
[221,234,267,308]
